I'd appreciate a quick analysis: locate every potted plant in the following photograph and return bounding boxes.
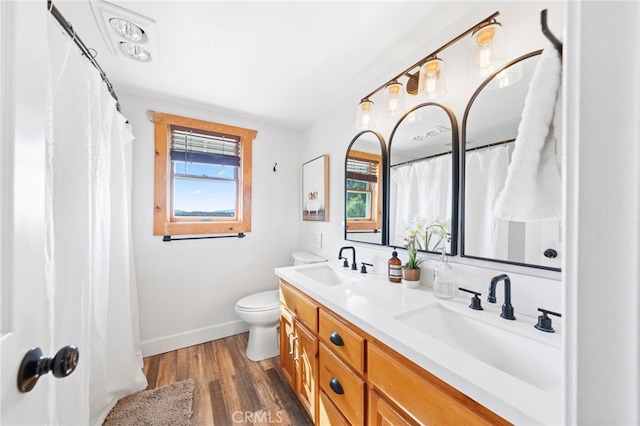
[400,216,451,287]
[402,235,425,284]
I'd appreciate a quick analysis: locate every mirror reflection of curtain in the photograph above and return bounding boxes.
[390,154,451,250]
[465,144,513,258]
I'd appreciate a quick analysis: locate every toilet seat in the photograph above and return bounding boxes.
[236,290,279,312]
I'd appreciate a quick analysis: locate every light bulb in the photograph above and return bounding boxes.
[118,42,152,62]
[418,58,446,100]
[355,99,375,130]
[477,45,496,77]
[468,22,506,78]
[384,81,405,117]
[109,18,148,43]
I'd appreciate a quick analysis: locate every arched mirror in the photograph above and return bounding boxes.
[388,103,459,255]
[344,130,387,245]
[461,50,561,270]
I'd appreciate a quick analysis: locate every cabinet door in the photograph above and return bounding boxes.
[295,321,318,422]
[368,389,416,426]
[279,310,296,390]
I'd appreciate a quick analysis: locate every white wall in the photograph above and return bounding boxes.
[120,91,303,356]
[565,2,640,424]
[299,0,564,320]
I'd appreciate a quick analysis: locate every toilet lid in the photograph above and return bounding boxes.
[236,290,279,311]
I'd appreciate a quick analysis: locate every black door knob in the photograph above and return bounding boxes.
[17,345,79,393]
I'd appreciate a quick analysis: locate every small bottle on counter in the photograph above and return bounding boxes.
[388,251,402,283]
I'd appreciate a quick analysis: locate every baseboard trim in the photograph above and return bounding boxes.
[141,319,249,357]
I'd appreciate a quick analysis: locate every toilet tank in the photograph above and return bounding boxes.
[292,251,327,266]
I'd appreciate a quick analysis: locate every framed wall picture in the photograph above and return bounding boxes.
[302,155,329,221]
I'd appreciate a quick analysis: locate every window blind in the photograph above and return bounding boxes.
[346,157,378,183]
[170,125,241,167]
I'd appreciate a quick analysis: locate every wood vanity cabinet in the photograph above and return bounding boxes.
[279,281,319,422]
[278,279,510,426]
[367,342,510,426]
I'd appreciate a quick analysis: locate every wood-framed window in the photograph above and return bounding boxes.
[152,111,257,236]
[346,150,382,232]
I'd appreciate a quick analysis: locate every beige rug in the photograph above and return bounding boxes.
[103,379,195,426]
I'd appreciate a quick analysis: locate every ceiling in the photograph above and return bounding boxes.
[55,1,466,129]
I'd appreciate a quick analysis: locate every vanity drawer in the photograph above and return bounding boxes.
[319,390,350,426]
[367,342,510,426]
[279,280,318,331]
[319,309,365,374]
[319,343,365,426]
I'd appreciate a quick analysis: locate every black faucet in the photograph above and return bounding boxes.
[338,246,357,270]
[487,274,516,320]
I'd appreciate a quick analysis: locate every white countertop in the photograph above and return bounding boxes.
[275,261,564,425]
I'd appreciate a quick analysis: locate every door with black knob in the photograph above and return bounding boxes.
[0,3,60,423]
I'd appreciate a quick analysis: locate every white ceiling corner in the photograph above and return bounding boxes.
[56,0,450,129]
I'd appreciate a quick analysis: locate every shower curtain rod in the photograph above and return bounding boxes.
[47,0,121,111]
[465,138,515,152]
[391,150,452,168]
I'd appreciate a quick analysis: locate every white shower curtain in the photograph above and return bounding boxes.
[46,16,147,425]
[465,145,512,259]
[390,154,452,250]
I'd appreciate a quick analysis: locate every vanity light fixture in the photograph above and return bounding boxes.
[355,99,376,130]
[418,57,447,100]
[355,11,501,131]
[467,20,506,78]
[384,80,405,117]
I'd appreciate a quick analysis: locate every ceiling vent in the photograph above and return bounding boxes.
[89,0,159,63]
[412,125,451,141]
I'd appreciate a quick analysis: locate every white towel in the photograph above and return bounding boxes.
[492,43,562,222]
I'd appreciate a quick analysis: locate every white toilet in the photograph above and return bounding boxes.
[235,251,326,361]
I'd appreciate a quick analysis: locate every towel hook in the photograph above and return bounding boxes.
[541,9,563,57]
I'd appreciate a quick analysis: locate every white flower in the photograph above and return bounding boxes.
[402,215,451,252]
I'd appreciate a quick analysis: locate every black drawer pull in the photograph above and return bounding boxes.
[329,331,344,346]
[329,377,344,395]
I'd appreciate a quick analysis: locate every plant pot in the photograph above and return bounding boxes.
[402,267,421,282]
[402,279,420,289]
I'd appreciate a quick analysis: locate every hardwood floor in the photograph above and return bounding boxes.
[142,333,313,426]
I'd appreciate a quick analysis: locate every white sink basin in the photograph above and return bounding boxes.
[296,264,362,286]
[395,303,562,390]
